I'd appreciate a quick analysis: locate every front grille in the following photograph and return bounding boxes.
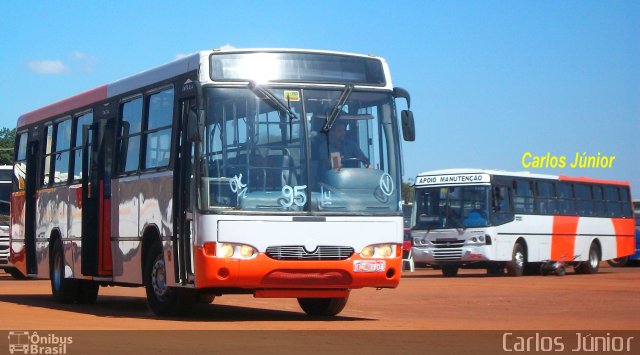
[432,240,464,261]
[265,246,354,261]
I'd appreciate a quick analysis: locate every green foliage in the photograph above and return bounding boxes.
[401,180,414,203]
[0,127,15,165]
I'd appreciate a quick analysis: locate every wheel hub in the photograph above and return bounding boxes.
[151,257,168,299]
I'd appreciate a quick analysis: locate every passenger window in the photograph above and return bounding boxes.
[557,183,575,215]
[574,184,594,217]
[604,186,622,217]
[53,118,72,183]
[593,185,606,217]
[513,179,534,214]
[144,88,174,169]
[71,112,93,180]
[42,125,53,186]
[14,132,28,191]
[117,97,143,173]
[535,181,556,215]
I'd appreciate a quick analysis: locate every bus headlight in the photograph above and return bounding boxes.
[219,244,235,258]
[378,244,392,258]
[361,246,375,258]
[217,243,257,259]
[239,245,255,258]
[360,244,396,258]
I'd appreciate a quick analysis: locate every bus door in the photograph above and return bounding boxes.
[174,97,197,284]
[24,140,39,275]
[81,118,114,277]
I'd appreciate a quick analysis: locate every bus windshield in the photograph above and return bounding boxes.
[199,86,401,213]
[414,186,490,229]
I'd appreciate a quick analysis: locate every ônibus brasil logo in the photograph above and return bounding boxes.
[8,331,73,354]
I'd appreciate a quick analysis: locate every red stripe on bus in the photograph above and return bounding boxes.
[551,215,579,261]
[17,85,108,128]
[558,175,630,187]
[612,218,635,257]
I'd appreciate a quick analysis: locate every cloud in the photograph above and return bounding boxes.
[27,60,68,74]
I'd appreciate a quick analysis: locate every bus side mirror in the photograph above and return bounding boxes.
[401,110,415,142]
[187,108,201,142]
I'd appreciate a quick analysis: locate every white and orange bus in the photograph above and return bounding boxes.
[411,169,635,277]
[10,48,416,316]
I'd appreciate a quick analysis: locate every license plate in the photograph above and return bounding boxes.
[353,260,386,273]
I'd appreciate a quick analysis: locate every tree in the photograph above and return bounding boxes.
[401,180,414,203]
[0,127,16,165]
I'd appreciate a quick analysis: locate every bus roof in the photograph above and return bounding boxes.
[415,168,630,187]
[17,48,389,129]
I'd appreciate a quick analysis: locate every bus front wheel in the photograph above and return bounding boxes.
[50,239,78,303]
[298,297,348,317]
[506,242,525,276]
[144,244,195,316]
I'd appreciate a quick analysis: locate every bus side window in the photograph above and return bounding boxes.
[557,183,576,215]
[492,185,513,225]
[604,186,623,217]
[593,185,606,217]
[512,179,534,214]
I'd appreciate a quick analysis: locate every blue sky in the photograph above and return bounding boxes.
[1,1,638,196]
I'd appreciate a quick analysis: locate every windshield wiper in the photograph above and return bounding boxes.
[322,84,354,132]
[248,81,298,121]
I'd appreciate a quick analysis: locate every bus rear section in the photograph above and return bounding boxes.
[411,169,635,277]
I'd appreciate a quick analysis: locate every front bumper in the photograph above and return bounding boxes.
[193,246,401,296]
[412,244,491,265]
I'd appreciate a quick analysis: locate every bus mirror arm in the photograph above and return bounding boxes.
[187,108,202,142]
[393,87,411,109]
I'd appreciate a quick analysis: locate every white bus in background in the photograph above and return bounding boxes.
[0,165,20,278]
[411,169,635,277]
[11,48,415,316]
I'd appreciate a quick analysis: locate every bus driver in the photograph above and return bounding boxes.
[314,119,370,171]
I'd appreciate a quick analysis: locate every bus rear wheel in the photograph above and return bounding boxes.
[298,297,349,317]
[577,243,600,274]
[50,239,78,303]
[144,244,195,316]
[506,242,525,276]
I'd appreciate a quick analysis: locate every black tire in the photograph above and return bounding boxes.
[50,239,78,303]
[198,294,216,304]
[441,265,459,277]
[506,242,525,276]
[298,297,349,317]
[76,281,99,304]
[7,268,27,280]
[607,256,629,267]
[144,243,195,316]
[578,243,600,274]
